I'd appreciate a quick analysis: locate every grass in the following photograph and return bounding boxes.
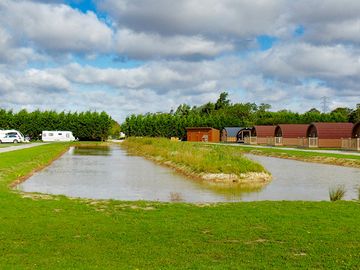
[329,185,346,201]
[0,142,360,268]
[221,144,360,168]
[121,137,268,182]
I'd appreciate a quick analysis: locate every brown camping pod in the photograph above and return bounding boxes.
[306,122,353,148]
[274,124,309,146]
[247,125,276,145]
[342,122,360,151]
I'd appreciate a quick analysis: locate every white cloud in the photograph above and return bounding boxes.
[0,0,113,54]
[114,29,233,59]
[289,0,360,44]
[0,27,41,65]
[1,0,360,121]
[257,43,360,79]
[100,0,287,37]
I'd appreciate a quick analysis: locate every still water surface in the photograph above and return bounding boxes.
[18,146,360,202]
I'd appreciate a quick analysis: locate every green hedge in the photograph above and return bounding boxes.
[0,109,112,141]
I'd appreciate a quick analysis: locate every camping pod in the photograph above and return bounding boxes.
[274,124,309,146]
[236,128,252,143]
[342,122,360,151]
[248,125,276,145]
[221,127,242,142]
[306,122,353,148]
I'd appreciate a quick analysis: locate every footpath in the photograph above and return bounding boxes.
[0,143,48,154]
[217,143,360,156]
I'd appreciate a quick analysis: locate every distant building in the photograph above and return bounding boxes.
[353,122,360,138]
[248,125,276,145]
[273,124,309,146]
[186,127,220,143]
[221,127,242,142]
[305,122,353,148]
[341,122,360,151]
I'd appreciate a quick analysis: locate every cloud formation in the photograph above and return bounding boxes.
[0,0,112,54]
[0,0,359,122]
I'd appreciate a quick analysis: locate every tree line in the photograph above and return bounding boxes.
[122,92,360,139]
[0,109,114,141]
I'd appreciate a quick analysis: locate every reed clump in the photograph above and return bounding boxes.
[329,185,346,201]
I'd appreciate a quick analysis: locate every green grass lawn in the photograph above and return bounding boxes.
[0,142,359,269]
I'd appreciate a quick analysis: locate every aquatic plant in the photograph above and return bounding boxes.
[329,185,346,201]
[169,192,183,202]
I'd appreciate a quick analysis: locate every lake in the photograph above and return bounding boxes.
[18,145,360,202]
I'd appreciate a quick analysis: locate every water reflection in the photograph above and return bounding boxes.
[18,146,360,202]
[72,145,111,156]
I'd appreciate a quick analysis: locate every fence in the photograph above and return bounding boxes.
[341,138,360,151]
[298,137,318,148]
[244,136,257,144]
[266,137,274,146]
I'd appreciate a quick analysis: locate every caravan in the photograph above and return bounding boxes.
[42,131,76,142]
[0,130,27,143]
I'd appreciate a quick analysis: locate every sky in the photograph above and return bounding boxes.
[0,0,359,122]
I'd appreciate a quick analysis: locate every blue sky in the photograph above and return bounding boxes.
[0,0,359,122]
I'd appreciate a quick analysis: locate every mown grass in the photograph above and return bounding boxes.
[222,144,360,168]
[121,137,267,177]
[0,142,360,268]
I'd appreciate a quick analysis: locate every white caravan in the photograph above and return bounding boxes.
[42,131,76,142]
[0,130,27,143]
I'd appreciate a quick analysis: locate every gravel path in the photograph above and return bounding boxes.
[0,143,48,154]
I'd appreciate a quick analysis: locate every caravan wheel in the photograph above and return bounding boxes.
[13,140,18,144]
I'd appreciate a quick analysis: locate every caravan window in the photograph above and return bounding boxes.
[58,133,62,136]
[66,134,70,138]
[43,133,46,137]
[49,133,54,136]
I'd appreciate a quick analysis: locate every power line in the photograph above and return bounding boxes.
[320,96,330,113]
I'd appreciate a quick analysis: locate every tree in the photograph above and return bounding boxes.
[258,103,271,112]
[175,104,191,116]
[0,109,113,141]
[200,102,215,115]
[215,92,230,110]
[349,104,360,123]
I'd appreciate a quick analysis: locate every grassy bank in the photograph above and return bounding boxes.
[0,143,360,268]
[222,144,360,168]
[121,137,270,183]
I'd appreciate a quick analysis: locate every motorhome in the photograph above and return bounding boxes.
[42,131,76,142]
[0,130,27,143]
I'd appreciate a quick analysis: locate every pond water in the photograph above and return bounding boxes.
[18,146,360,202]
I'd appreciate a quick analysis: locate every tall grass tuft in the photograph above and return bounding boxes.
[357,185,360,201]
[329,185,346,201]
